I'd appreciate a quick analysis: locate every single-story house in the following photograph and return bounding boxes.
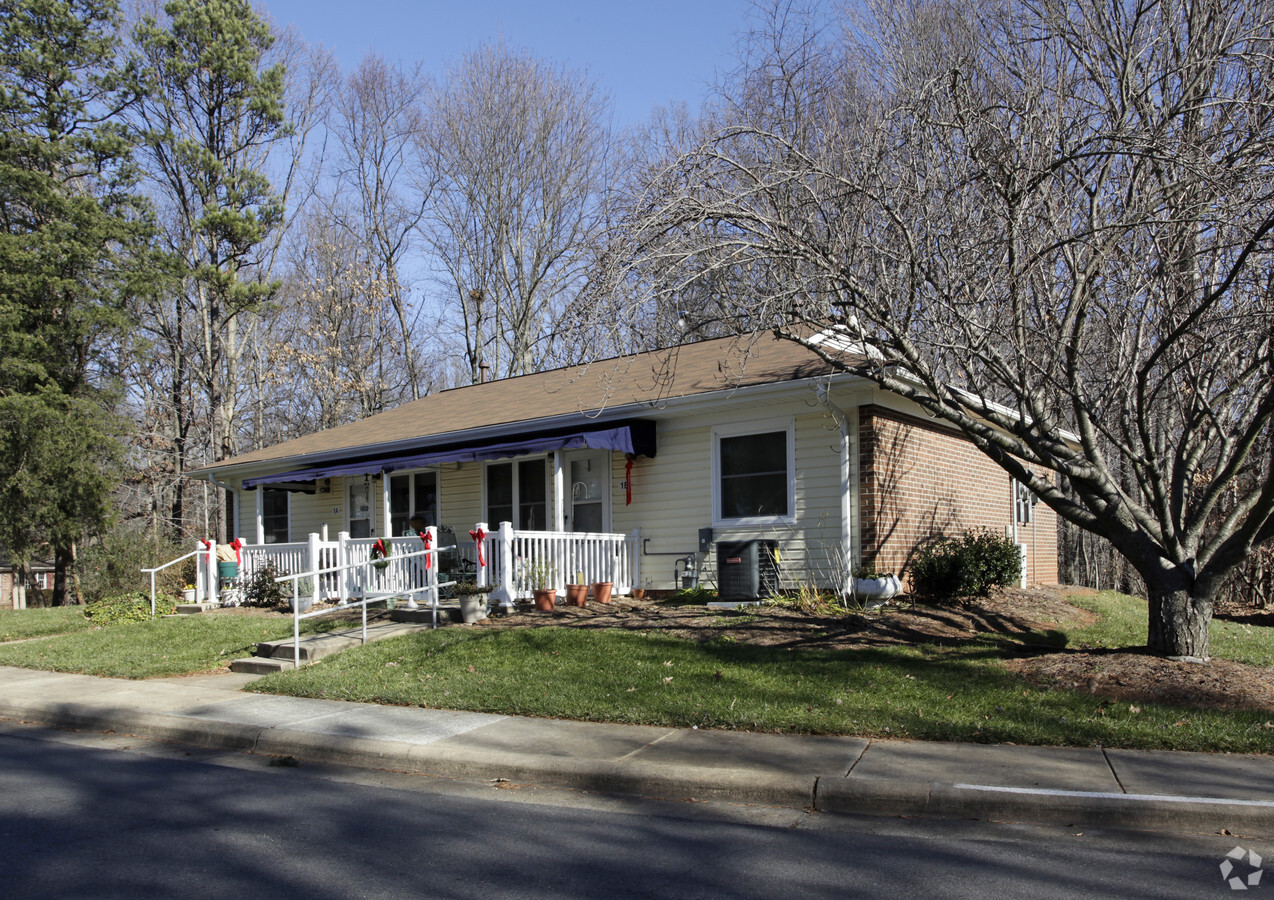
[1,551,56,610]
[193,331,1057,604]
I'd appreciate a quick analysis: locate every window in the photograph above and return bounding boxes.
[262,489,290,544]
[713,423,794,524]
[1014,479,1035,525]
[390,471,439,535]
[485,458,547,530]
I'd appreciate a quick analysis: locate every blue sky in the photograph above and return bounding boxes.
[259,0,755,128]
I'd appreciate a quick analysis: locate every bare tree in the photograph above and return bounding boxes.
[419,42,612,381]
[327,54,433,399]
[623,0,1274,658]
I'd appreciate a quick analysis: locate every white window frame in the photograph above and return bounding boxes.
[711,418,797,527]
[389,468,440,535]
[261,488,291,544]
[482,456,550,531]
[1014,478,1036,525]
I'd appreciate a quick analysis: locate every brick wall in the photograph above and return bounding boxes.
[858,405,1059,585]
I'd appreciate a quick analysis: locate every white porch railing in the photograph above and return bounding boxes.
[163,522,640,612]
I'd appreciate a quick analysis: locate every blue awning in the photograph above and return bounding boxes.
[241,422,655,490]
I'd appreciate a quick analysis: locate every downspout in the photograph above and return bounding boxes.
[815,382,854,596]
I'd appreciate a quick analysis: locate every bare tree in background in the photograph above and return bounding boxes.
[419,42,612,382]
[328,54,433,399]
[624,0,1274,658]
[127,0,331,540]
[258,208,402,439]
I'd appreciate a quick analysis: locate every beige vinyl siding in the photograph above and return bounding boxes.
[612,404,848,591]
[440,462,483,533]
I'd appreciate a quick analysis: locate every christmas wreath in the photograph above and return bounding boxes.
[370,538,392,570]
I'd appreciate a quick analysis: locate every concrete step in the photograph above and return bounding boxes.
[252,620,441,665]
[228,656,296,674]
[175,603,219,615]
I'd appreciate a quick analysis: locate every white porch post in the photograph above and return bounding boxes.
[254,488,265,545]
[380,474,391,536]
[553,451,565,532]
[195,540,206,602]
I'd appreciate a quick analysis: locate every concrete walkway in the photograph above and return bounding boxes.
[1,665,1270,837]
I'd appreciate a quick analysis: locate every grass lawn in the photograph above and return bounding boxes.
[0,607,97,643]
[246,591,1274,754]
[0,614,302,679]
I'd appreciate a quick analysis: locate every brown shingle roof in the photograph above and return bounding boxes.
[202,333,844,474]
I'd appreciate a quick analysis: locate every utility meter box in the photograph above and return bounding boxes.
[698,527,714,554]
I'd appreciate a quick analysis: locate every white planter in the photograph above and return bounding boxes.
[182,588,196,604]
[459,594,489,624]
[854,575,901,605]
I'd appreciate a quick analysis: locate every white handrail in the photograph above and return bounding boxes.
[273,532,457,668]
[140,549,208,619]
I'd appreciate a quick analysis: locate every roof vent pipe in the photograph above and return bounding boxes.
[479,363,491,383]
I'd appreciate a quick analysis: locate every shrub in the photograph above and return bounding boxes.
[910,528,1023,599]
[242,563,288,608]
[84,591,176,625]
[78,530,187,604]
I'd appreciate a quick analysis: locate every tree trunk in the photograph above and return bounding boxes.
[1146,584,1211,658]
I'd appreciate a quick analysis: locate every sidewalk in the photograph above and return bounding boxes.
[1,665,1270,837]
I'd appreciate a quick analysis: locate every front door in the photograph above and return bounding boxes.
[347,478,374,538]
[566,451,610,533]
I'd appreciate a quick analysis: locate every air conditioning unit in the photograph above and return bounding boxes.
[716,540,780,601]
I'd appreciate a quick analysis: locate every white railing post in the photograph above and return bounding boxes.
[426,525,439,621]
[195,541,206,602]
[307,532,322,607]
[206,540,219,605]
[337,531,351,603]
[494,521,515,611]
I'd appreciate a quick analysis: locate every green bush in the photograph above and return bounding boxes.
[910,528,1023,598]
[242,563,287,608]
[84,591,176,625]
[78,530,187,604]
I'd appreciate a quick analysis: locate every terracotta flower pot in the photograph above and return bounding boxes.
[533,589,557,611]
[591,582,613,604]
[631,588,645,600]
[565,584,588,607]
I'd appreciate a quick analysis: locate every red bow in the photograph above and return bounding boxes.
[625,459,634,506]
[419,531,432,569]
[230,537,244,564]
[469,528,486,567]
[373,538,387,558]
[200,539,213,550]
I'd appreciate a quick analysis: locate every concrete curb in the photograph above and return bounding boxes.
[4,697,1271,837]
[814,776,1274,836]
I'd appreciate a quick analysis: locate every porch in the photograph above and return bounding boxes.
[189,523,642,611]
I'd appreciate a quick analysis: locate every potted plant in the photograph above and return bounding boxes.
[182,584,196,604]
[590,580,613,604]
[852,564,901,608]
[452,581,490,623]
[290,576,316,613]
[527,560,557,611]
[565,572,588,607]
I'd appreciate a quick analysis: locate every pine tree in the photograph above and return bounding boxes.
[0,0,150,604]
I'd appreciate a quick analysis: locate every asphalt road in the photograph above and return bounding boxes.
[0,721,1262,898]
